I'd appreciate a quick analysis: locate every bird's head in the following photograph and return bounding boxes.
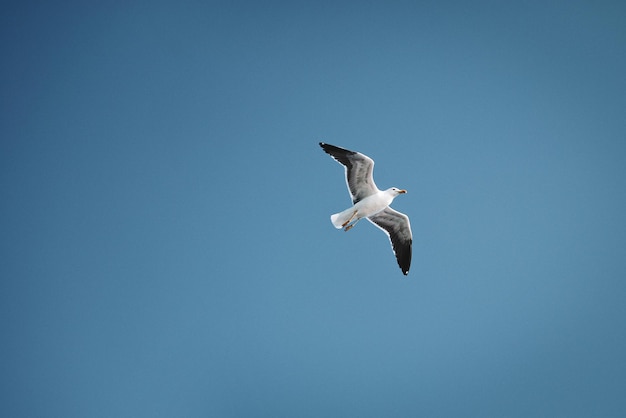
[390,187,407,196]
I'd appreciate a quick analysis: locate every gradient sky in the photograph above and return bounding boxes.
[2,1,626,417]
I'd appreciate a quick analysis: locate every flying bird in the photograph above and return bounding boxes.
[319,142,412,275]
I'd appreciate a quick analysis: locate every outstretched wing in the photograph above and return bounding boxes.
[368,207,412,275]
[319,142,378,203]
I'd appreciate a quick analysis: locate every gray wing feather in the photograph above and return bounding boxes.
[368,207,412,275]
[319,143,378,203]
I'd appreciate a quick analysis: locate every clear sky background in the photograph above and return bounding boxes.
[2,1,626,417]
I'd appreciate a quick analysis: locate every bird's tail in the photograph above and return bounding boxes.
[330,208,356,229]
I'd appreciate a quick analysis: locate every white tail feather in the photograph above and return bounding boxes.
[330,208,356,229]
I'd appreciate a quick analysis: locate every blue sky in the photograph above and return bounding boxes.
[2,1,626,416]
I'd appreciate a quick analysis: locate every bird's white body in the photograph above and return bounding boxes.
[330,188,399,229]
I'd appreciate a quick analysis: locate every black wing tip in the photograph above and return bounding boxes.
[399,259,410,275]
[396,241,412,276]
[320,142,336,156]
[398,263,411,276]
[319,142,355,155]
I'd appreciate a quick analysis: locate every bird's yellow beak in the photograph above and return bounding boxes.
[399,189,407,194]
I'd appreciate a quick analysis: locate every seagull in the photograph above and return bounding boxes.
[319,142,412,275]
